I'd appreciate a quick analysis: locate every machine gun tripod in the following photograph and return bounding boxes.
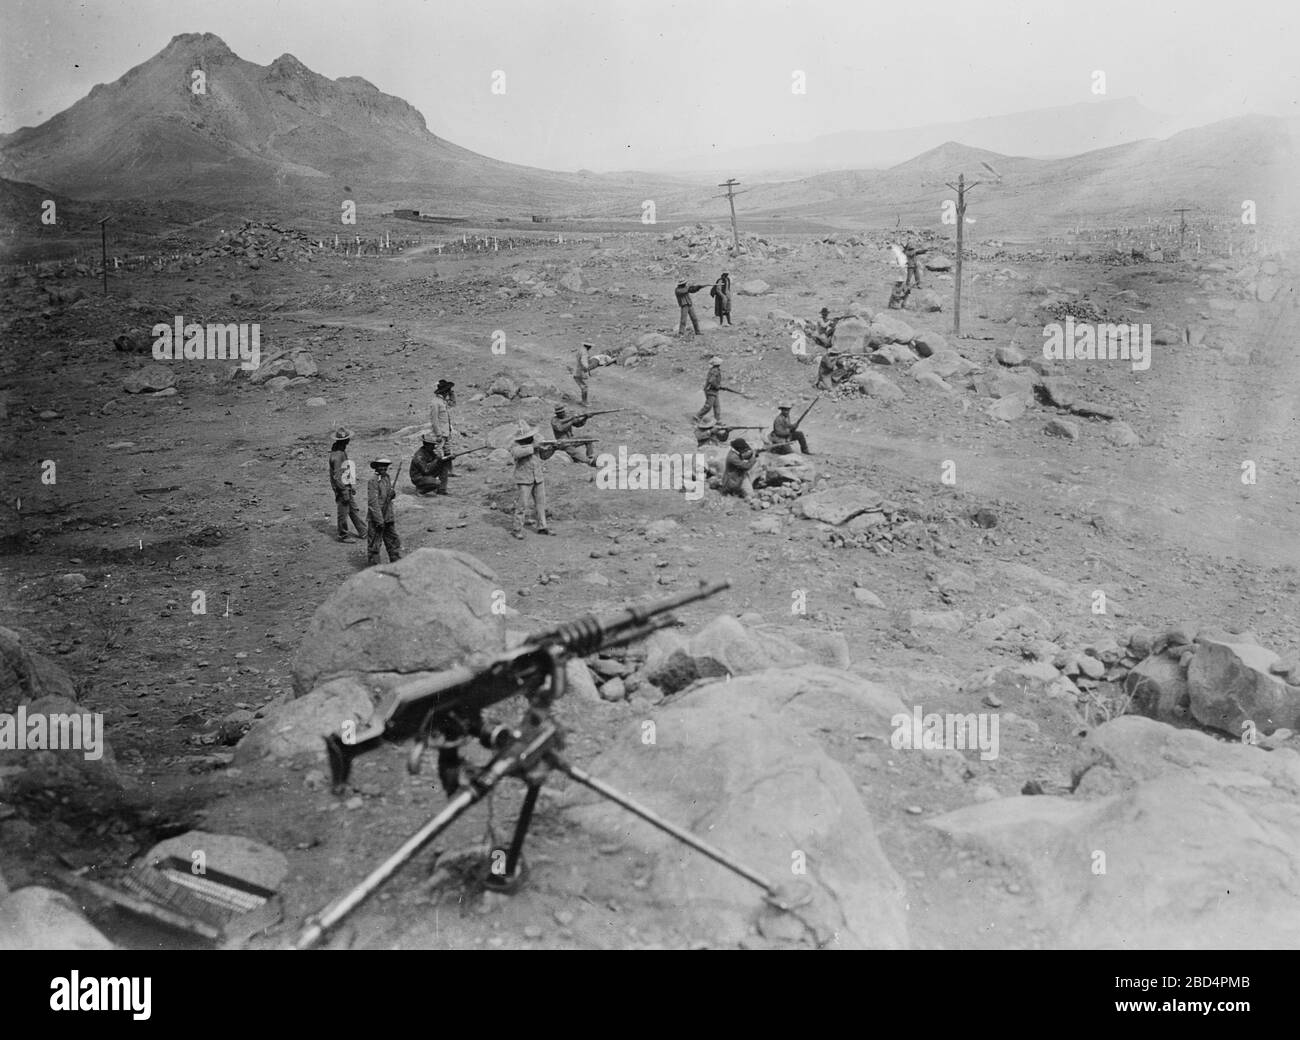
[295,580,813,950]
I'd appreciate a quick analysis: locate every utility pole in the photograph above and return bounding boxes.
[716,179,745,255]
[1172,208,1191,251]
[943,173,982,337]
[97,216,112,295]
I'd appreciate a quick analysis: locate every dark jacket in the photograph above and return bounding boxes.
[704,367,721,393]
[721,448,757,494]
[409,445,442,489]
[367,474,397,523]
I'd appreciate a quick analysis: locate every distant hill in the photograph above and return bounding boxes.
[659,97,1171,175]
[654,118,1299,235]
[0,32,692,218]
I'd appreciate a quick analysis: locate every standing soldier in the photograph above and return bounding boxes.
[720,438,759,500]
[428,378,455,489]
[551,404,596,465]
[904,239,929,289]
[329,426,365,542]
[510,423,554,539]
[572,343,596,406]
[366,459,402,565]
[675,280,706,336]
[770,404,811,455]
[710,272,733,326]
[694,356,724,422]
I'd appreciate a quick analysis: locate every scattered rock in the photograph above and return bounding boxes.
[1186,636,1300,735]
[1044,417,1080,440]
[121,365,177,394]
[794,486,885,526]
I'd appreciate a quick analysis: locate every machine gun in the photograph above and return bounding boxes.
[296,580,812,949]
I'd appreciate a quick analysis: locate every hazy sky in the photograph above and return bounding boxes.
[2,0,1296,170]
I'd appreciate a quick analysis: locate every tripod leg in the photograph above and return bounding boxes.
[486,781,541,892]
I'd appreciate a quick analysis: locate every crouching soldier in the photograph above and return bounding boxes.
[366,458,402,564]
[409,433,446,494]
[720,438,759,500]
[551,404,596,465]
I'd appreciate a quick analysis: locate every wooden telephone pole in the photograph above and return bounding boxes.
[715,179,745,254]
[1172,208,1191,251]
[943,173,982,336]
[97,216,112,295]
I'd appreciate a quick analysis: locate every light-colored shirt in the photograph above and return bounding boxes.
[429,396,453,438]
[511,442,546,485]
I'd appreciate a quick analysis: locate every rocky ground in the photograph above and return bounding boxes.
[1,220,1298,949]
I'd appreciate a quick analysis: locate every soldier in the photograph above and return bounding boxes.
[694,356,723,422]
[770,404,811,455]
[710,272,732,326]
[572,343,595,406]
[888,279,911,310]
[903,240,928,289]
[409,433,446,494]
[815,350,841,391]
[694,416,727,447]
[720,438,758,499]
[552,404,596,465]
[366,459,402,565]
[510,424,554,539]
[328,426,365,542]
[675,280,706,336]
[812,307,835,349]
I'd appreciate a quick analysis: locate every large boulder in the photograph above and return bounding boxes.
[0,887,115,950]
[761,453,816,485]
[912,350,977,382]
[911,328,947,357]
[924,254,953,272]
[1125,654,1191,725]
[236,677,375,763]
[121,364,177,394]
[868,313,915,345]
[738,279,770,296]
[687,615,812,678]
[1186,635,1300,735]
[929,716,1300,947]
[830,316,872,354]
[563,671,909,948]
[0,626,77,712]
[290,549,503,696]
[794,486,885,525]
[849,371,904,401]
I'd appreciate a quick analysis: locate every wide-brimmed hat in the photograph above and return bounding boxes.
[421,432,439,445]
[695,416,716,429]
[778,404,792,411]
[513,423,538,442]
[370,458,392,468]
[435,379,454,393]
[554,404,567,415]
[732,438,751,453]
[819,307,830,315]
[709,356,722,366]
[332,426,353,442]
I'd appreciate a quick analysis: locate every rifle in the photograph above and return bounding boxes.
[571,409,623,421]
[791,397,819,432]
[439,444,492,463]
[716,425,763,435]
[718,386,752,400]
[540,438,597,449]
[296,581,813,949]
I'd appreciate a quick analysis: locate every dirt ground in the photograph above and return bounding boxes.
[2,225,1297,949]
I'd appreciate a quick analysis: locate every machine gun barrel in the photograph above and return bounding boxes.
[324,581,730,789]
